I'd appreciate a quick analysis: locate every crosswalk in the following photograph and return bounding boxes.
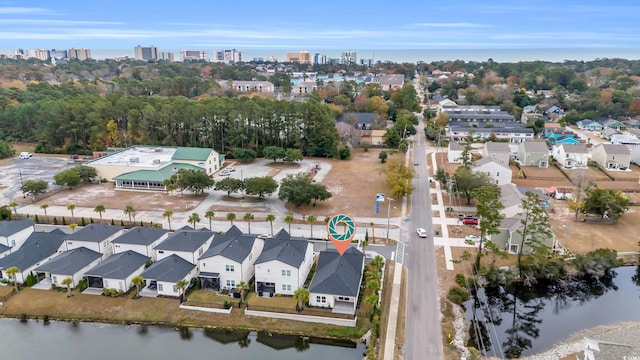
[395,241,406,264]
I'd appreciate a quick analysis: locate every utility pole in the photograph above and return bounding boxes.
[19,169,24,198]
[386,197,395,242]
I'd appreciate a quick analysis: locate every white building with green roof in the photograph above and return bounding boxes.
[87,146,221,190]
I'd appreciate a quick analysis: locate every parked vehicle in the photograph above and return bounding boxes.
[465,235,481,242]
[19,152,32,159]
[462,217,479,225]
[416,228,427,238]
[458,214,474,221]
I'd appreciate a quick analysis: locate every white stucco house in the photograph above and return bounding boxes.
[84,250,149,292]
[447,141,468,163]
[34,247,102,288]
[139,254,197,297]
[64,224,124,257]
[198,225,264,292]
[0,229,66,284]
[111,226,170,260]
[154,229,214,266]
[552,144,589,169]
[0,219,35,250]
[308,247,365,315]
[254,230,314,296]
[472,158,513,185]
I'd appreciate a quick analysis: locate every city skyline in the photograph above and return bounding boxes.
[2,0,640,53]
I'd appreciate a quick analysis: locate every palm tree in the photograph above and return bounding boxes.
[284,214,295,234]
[235,281,250,306]
[123,205,136,225]
[294,287,310,312]
[8,201,18,219]
[162,210,174,230]
[243,212,254,233]
[226,212,236,226]
[131,275,144,298]
[94,205,105,224]
[266,214,276,236]
[188,213,201,229]
[204,210,215,230]
[5,266,19,293]
[40,204,49,223]
[307,215,317,239]
[69,223,78,233]
[370,221,376,243]
[67,204,76,223]
[61,277,73,298]
[362,230,369,257]
[175,279,189,303]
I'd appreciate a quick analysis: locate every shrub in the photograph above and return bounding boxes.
[223,300,231,309]
[43,315,50,325]
[447,286,469,305]
[80,217,86,226]
[120,220,125,227]
[110,219,115,225]
[25,273,37,287]
[102,288,110,296]
[62,217,67,225]
[53,217,58,225]
[77,278,88,292]
[455,273,466,287]
[34,214,39,223]
[20,314,28,323]
[339,147,351,160]
[90,218,94,223]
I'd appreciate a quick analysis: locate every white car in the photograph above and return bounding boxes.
[226,166,236,172]
[465,235,481,242]
[416,228,427,238]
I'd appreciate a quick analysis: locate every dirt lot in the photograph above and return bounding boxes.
[511,164,574,189]
[285,149,405,219]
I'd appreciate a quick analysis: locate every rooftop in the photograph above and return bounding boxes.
[64,224,123,243]
[87,146,178,168]
[85,250,149,279]
[0,219,34,236]
[0,229,66,271]
[155,230,214,252]
[309,247,364,297]
[140,254,195,282]
[35,247,101,275]
[111,226,169,246]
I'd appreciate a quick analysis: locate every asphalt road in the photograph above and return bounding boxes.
[403,91,444,357]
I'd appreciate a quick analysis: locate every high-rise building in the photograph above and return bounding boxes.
[33,49,49,61]
[69,48,92,60]
[160,52,175,62]
[314,53,327,65]
[341,51,357,65]
[213,49,242,64]
[33,49,69,61]
[134,45,159,61]
[286,51,312,65]
[359,58,374,67]
[180,50,208,62]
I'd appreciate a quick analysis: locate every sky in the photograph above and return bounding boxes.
[1,0,640,61]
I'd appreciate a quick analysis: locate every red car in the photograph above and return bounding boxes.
[462,217,479,225]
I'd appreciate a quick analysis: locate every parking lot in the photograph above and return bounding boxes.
[0,155,70,205]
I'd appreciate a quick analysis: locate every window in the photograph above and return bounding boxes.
[104,280,109,288]
[281,284,291,292]
[158,250,164,254]
[509,244,519,254]
[199,247,203,256]
[316,296,326,304]
[338,296,350,301]
[225,264,235,272]
[281,269,291,277]
[158,284,163,292]
[173,285,177,293]
[202,263,206,267]
[67,241,73,245]
[496,172,500,176]
[226,280,235,287]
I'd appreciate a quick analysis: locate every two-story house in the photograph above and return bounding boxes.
[111,226,170,260]
[472,158,512,185]
[591,144,631,170]
[139,254,197,297]
[154,229,214,266]
[447,141,467,164]
[35,247,102,288]
[84,250,149,292]
[64,224,123,257]
[576,119,603,131]
[254,230,314,297]
[0,229,66,284]
[517,141,549,168]
[0,219,35,250]
[552,144,589,169]
[198,226,264,292]
[481,142,511,166]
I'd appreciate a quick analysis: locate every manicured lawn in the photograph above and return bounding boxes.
[187,290,233,305]
[246,292,298,309]
[0,286,14,297]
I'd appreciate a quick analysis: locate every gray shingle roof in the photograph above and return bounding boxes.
[85,250,149,279]
[0,230,66,271]
[473,157,510,169]
[485,141,511,153]
[140,254,195,282]
[64,224,123,243]
[522,141,549,153]
[112,226,169,246]
[0,243,9,254]
[255,234,310,268]
[200,231,256,263]
[155,230,213,252]
[35,247,101,275]
[601,144,630,155]
[561,144,589,153]
[582,323,640,359]
[0,219,34,236]
[309,247,364,297]
[449,141,464,151]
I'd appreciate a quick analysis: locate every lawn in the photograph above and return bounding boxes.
[245,292,298,309]
[0,285,14,297]
[0,288,363,340]
[187,290,234,305]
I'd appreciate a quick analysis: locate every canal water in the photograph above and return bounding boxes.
[0,319,365,360]
[464,266,640,358]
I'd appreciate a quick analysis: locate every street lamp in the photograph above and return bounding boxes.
[386,197,395,242]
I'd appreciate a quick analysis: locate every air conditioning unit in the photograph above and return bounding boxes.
[129,157,140,163]
[152,159,161,164]
[155,148,163,152]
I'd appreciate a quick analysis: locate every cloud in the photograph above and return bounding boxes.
[0,6,49,14]
[0,19,122,26]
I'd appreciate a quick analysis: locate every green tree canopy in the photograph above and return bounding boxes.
[20,179,48,195]
[54,168,81,189]
[278,173,332,208]
[582,188,630,222]
[214,177,245,196]
[284,148,304,162]
[453,166,492,205]
[262,146,286,162]
[176,169,215,196]
[232,148,257,163]
[244,176,278,198]
[75,165,98,183]
[0,140,15,159]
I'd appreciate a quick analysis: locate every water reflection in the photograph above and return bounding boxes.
[465,266,640,358]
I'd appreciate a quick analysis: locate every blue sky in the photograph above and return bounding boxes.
[1,0,640,51]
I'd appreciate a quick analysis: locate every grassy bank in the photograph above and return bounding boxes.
[0,288,365,341]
